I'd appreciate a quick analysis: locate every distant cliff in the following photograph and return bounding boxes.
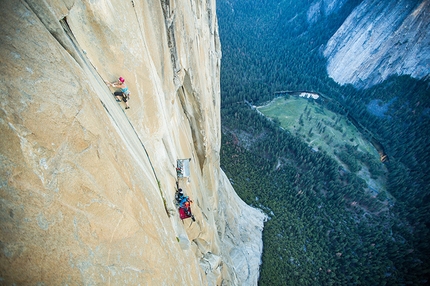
[0,0,266,285]
[307,0,349,24]
[323,0,430,88]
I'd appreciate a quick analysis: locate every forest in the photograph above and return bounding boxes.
[217,0,430,285]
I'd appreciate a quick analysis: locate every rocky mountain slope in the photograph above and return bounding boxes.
[307,0,349,24]
[0,0,266,285]
[323,0,430,88]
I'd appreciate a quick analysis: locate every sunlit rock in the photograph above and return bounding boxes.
[0,0,265,285]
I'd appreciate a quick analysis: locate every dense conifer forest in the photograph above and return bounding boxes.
[217,0,430,285]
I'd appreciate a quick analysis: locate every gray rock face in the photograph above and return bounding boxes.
[323,0,430,88]
[217,173,267,285]
[307,0,349,24]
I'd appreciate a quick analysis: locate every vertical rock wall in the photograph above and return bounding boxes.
[0,0,266,285]
[323,0,430,88]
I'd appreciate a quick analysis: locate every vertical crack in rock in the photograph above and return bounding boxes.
[24,0,84,68]
[160,0,180,74]
[59,17,87,68]
[99,99,170,216]
[26,0,172,217]
[206,0,213,33]
[176,71,206,171]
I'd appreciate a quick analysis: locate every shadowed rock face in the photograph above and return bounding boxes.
[0,0,266,285]
[324,0,430,88]
[307,0,349,24]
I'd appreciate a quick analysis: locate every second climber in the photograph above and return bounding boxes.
[106,76,131,109]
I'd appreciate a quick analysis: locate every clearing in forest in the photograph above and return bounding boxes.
[258,96,376,157]
[257,96,387,196]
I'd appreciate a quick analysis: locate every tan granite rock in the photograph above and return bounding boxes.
[0,0,265,285]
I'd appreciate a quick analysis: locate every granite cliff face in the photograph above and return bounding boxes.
[0,0,266,285]
[307,0,349,25]
[323,0,430,88]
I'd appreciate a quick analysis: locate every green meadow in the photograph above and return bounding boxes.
[257,96,388,196]
[258,96,378,159]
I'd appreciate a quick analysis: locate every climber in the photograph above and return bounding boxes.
[105,76,131,109]
[175,188,185,203]
[176,167,182,176]
[175,188,190,208]
[174,188,194,221]
[181,196,193,217]
[179,195,192,208]
[184,200,192,216]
